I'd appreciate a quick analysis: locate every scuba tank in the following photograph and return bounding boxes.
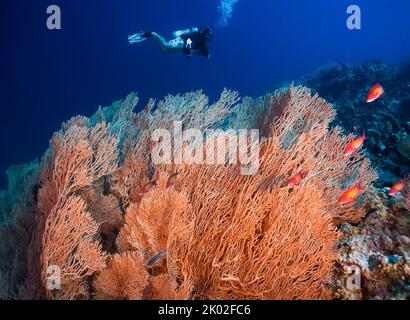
[173,27,199,38]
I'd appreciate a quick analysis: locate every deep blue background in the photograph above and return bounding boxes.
[1,0,410,189]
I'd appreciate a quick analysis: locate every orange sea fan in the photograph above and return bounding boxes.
[117,180,189,261]
[27,121,119,299]
[165,150,340,299]
[157,86,377,299]
[108,89,240,207]
[41,196,107,300]
[93,252,148,300]
[37,122,118,216]
[19,86,378,300]
[147,273,193,300]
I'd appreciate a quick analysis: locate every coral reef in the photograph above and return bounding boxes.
[1,69,409,300]
[299,62,410,299]
[332,188,409,300]
[300,60,410,187]
[0,85,381,300]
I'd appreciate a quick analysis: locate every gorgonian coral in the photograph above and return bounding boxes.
[27,122,119,299]
[93,252,149,300]
[0,85,377,300]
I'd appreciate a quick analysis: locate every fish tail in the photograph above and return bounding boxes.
[357,178,364,190]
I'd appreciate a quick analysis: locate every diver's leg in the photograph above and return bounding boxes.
[151,32,173,54]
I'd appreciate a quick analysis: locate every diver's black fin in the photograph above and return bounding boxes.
[141,32,153,38]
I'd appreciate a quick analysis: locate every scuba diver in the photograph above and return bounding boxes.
[128,26,213,59]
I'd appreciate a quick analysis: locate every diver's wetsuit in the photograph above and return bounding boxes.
[180,30,210,58]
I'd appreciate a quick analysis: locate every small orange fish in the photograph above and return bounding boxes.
[138,180,156,196]
[366,83,384,103]
[388,180,406,196]
[343,131,366,157]
[166,173,178,188]
[288,171,308,188]
[338,179,364,204]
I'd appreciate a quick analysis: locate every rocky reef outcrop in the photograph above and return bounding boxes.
[332,188,410,300]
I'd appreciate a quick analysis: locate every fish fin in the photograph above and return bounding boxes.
[338,198,354,205]
[357,179,364,191]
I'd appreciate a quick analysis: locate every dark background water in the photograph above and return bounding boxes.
[1,0,410,189]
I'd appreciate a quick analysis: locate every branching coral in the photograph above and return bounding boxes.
[0,85,378,300]
[41,196,107,299]
[93,252,148,300]
[111,86,376,300]
[26,121,119,299]
[117,179,188,258]
[109,89,239,208]
[166,163,340,299]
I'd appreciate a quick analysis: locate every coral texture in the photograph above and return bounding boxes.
[93,252,149,300]
[332,188,410,300]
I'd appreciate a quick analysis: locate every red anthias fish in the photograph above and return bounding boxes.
[343,131,366,157]
[388,180,406,196]
[288,171,308,188]
[366,83,384,103]
[339,179,364,204]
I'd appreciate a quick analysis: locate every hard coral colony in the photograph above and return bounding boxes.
[2,84,410,301]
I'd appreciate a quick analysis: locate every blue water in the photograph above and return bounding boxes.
[1,0,410,189]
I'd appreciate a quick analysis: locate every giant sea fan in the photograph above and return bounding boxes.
[0,86,377,300]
